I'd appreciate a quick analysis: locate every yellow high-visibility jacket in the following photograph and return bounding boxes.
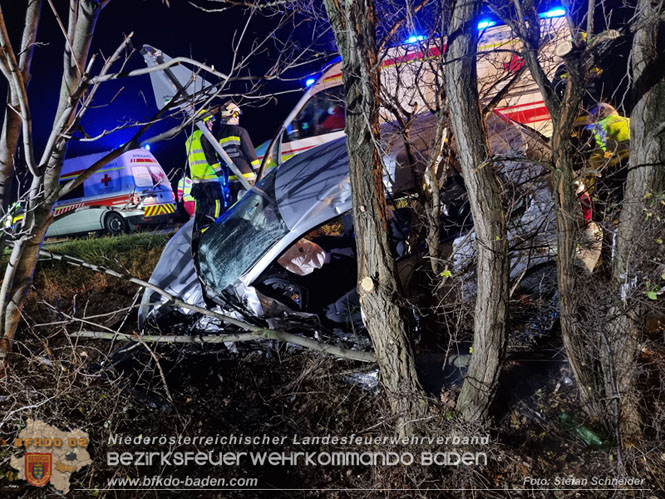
[185,130,223,183]
[588,115,630,152]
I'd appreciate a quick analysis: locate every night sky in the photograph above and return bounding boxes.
[1,0,326,186]
[1,0,634,192]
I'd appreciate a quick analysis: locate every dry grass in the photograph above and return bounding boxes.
[0,230,662,497]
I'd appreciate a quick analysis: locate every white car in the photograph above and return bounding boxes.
[140,112,559,339]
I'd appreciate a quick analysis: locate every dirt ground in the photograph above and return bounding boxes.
[0,238,662,498]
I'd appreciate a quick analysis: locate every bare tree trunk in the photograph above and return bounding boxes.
[0,109,22,209]
[0,203,52,355]
[444,0,509,422]
[0,0,106,360]
[421,113,449,277]
[605,0,665,444]
[504,3,606,418]
[0,0,41,201]
[323,0,427,436]
[423,161,442,275]
[550,103,604,417]
[0,0,41,257]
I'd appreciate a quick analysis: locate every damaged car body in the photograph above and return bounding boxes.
[139,112,560,344]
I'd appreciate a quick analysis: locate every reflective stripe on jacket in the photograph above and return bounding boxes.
[186,130,221,182]
[228,171,258,182]
[177,177,195,202]
[216,125,259,184]
[588,115,630,151]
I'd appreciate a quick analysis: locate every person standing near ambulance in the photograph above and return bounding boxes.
[216,102,260,201]
[176,174,195,219]
[186,111,230,231]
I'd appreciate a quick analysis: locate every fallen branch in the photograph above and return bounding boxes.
[34,248,376,363]
[69,330,376,363]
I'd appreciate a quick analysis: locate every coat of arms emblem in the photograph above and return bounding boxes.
[25,453,52,487]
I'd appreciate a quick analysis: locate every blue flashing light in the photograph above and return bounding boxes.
[404,34,425,44]
[305,78,316,87]
[144,144,151,151]
[477,19,497,29]
[539,7,566,18]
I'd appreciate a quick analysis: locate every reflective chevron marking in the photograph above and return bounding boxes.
[53,203,85,216]
[143,204,175,217]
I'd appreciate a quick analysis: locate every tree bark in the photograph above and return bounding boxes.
[0,0,106,360]
[605,0,665,444]
[507,4,606,418]
[0,0,42,266]
[323,0,427,436]
[444,0,509,422]
[550,98,604,417]
[0,0,41,206]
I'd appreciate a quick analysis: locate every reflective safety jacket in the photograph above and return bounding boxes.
[216,124,260,184]
[177,176,194,202]
[587,115,630,152]
[186,130,224,183]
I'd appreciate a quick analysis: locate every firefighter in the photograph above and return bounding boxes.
[185,110,230,232]
[583,103,630,192]
[176,174,195,219]
[216,102,260,201]
[585,103,630,160]
[583,103,631,271]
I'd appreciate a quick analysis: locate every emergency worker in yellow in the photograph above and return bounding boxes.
[216,102,260,200]
[176,175,195,218]
[185,112,230,231]
[584,103,631,222]
[585,103,630,160]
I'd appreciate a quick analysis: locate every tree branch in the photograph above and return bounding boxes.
[34,247,376,363]
[87,55,230,85]
[0,7,38,176]
[46,0,83,78]
[70,330,376,363]
[58,83,186,198]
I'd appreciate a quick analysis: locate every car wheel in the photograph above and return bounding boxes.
[104,211,126,236]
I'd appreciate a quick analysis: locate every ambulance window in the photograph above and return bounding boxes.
[286,86,345,141]
[149,166,169,186]
[58,182,84,201]
[132,166,153,187]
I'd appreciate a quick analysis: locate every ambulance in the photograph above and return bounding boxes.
[46,149,176,237]
[257,8,567,168]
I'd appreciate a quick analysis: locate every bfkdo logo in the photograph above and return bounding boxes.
[25,453,52,487]
[8,419,92,494]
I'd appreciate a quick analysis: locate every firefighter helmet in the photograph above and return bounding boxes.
[221,102,242,119]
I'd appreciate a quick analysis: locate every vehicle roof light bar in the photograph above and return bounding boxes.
[476,7,565,31]
[539,7,566,18]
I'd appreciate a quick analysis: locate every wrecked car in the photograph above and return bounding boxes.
[139,112,559,342]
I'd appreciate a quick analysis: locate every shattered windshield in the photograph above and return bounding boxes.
[198,184,288,294]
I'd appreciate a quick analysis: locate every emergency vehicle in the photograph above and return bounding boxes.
[257,8,567,168]
[46,149,176,237]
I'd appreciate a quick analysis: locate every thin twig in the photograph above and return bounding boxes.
[69,330,375,363]
[134,334,175,405]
